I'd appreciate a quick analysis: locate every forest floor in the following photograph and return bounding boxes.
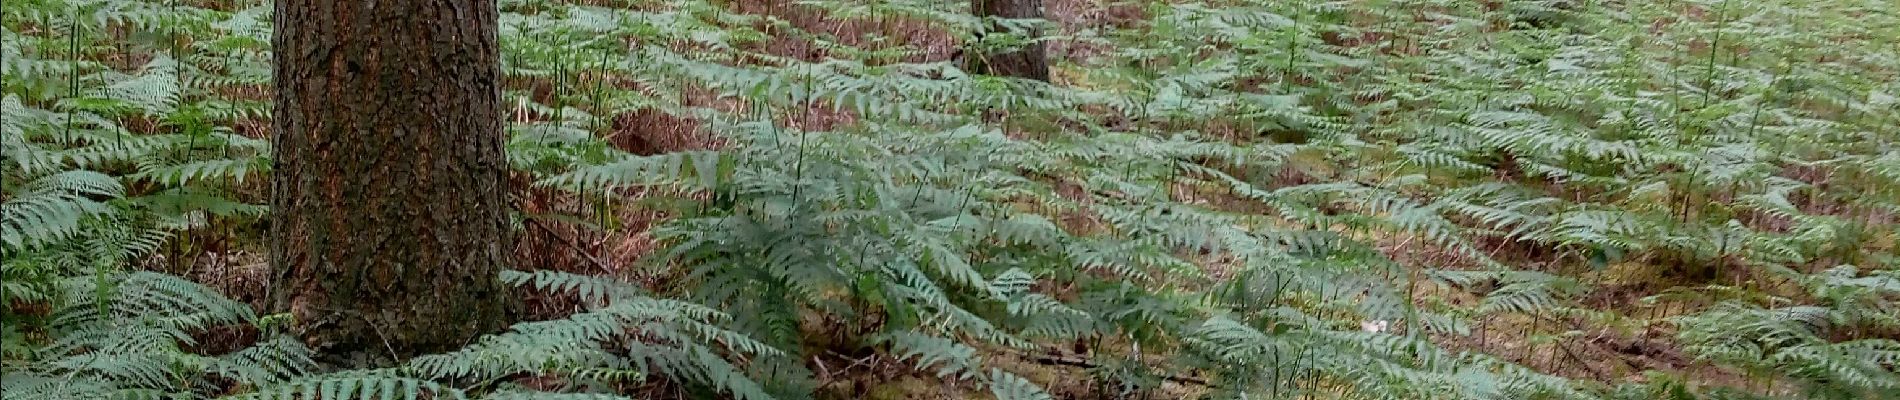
[137,0,1824,398]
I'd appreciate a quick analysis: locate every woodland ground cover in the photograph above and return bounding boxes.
[3,0,1898,399]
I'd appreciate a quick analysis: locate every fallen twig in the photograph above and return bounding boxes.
[1011,350,1215,387]
[523,217,616,274]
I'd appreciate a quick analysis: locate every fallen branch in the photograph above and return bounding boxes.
[1528,312,1616,381]
[523,217,616,274]
[1011,350,1215,387]
[1554,341,1611,381]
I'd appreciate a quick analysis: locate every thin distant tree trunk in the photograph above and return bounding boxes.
[970,0,1049,81]
[269,0,514,361]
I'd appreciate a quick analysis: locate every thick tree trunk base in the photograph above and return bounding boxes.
[971,0,1050,81]
[269,0,516,360]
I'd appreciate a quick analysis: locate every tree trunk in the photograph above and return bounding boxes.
[269,0,514,361]
[970,0,1050,81]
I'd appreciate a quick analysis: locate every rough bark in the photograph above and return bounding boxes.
[971,0,1050,81]
[269,0,514,361]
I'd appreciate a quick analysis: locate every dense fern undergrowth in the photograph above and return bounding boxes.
[4,0,1898,398]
